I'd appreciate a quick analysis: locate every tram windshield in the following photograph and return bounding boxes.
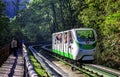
[76,30,95,41]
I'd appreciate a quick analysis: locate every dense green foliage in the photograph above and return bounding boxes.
[0,1,10,46]
[0,0,120,69]
[78,0,120,69]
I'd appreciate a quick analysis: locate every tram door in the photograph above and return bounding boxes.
[63,32,69,57]
[68,31,73,59]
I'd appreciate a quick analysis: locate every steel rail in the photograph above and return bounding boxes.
[83,64,120,77]
[41,45,120,77]
[29,46,69,77]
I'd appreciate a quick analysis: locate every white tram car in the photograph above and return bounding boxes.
[52,28,97,61]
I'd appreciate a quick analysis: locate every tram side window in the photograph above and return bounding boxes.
[54,35,56,44]
[69,31,73,44]
[56,34,59,44]
[59,33,62,43]
[56,33,62,43]
[64,32,67,43]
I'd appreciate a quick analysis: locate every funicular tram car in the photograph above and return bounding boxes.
[52,28,97,61]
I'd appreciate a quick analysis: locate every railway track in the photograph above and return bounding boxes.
[29,45,69,77]
[40,45,120,77]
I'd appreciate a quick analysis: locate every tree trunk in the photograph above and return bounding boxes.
[51,3,58,32]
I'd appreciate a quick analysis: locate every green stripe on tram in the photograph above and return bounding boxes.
[52,49,73,59]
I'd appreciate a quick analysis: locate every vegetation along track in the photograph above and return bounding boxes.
[40,44,120,77]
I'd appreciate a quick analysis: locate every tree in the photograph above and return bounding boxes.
[0,1,10,46]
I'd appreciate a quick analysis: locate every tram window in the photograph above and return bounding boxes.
[56,33,62,43]
[76,30,95,41]
[64,32,67,43]
[56,34,59,40]
[59,33,62,43]
[54,35,56,44]
[56,34,59,44]
[69,31,73,44]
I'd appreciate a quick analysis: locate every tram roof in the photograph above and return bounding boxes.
[73,28,93,30]
[52,28,94,34]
